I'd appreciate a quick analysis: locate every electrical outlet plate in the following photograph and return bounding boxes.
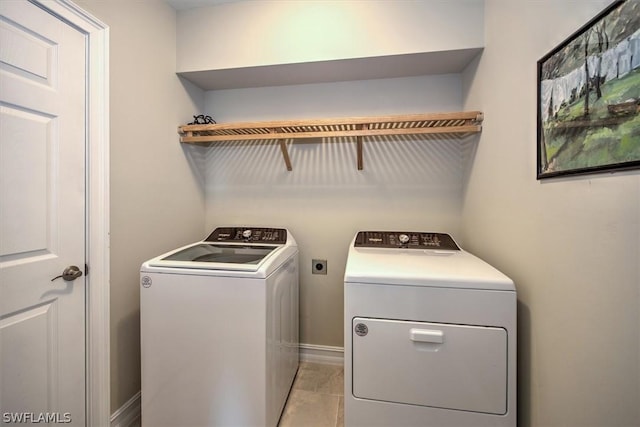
[312,259,327,275]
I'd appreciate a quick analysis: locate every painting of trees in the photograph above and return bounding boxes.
[537,0,640,178]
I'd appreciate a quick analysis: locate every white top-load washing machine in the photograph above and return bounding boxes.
[344,231,516,427]
[140,227,299,427]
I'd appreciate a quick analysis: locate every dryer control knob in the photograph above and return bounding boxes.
[398,234,410,244]
[242,229,252,239]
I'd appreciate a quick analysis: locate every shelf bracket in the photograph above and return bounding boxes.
[275,129,292,171]
[357,124,366,170]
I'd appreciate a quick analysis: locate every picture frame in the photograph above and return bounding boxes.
[537,0,640,179]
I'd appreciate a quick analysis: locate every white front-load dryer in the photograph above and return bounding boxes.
[344,231,516,427]
[140,227,299,427]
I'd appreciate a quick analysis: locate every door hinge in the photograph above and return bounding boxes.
[85,263,89,277]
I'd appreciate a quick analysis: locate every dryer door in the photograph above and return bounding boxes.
[352,317,508,415]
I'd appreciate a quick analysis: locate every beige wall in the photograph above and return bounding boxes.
[74,0,206,413]
[462,1,639,426]
[204,75,469,347]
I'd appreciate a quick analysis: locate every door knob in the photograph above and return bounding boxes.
[51,265,83,282]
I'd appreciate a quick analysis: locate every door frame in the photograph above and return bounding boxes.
[30,1,111,425]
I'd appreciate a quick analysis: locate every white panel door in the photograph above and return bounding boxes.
[0,1,87,425]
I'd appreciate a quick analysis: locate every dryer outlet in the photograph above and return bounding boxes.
[312,259,327,275]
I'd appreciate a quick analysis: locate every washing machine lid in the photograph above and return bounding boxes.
[143,227,296,274]
[344,231,515,291]
[149,242,281,271]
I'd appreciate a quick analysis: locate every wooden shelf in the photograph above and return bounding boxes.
[178,111,483,171]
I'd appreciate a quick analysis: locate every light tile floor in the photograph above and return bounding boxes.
[278,362,344,427]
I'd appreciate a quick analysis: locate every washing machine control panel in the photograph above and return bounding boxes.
[205,227,287,244]
[354,231,460,250]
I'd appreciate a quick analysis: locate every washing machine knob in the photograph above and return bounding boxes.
[242,229,252,239]
[398,234,410,244]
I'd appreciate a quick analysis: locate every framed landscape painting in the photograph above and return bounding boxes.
[537,0,640,179]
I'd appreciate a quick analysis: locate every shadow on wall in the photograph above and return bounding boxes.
[517,299,531,427]
[178,75,209,191]
[198,134,478,189]
[178,75,204,115]
[115,310,141,408]
[182,143,209,190]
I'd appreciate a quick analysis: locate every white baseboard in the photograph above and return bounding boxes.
[299,343,344,366]
[110,391,140,427]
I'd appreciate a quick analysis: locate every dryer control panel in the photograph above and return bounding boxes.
[205,227,287,244]
[354,231,460,250]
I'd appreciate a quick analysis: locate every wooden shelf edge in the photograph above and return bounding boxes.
[178,111,483,171]
[180,125,481,143]
[179,111,482,133]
